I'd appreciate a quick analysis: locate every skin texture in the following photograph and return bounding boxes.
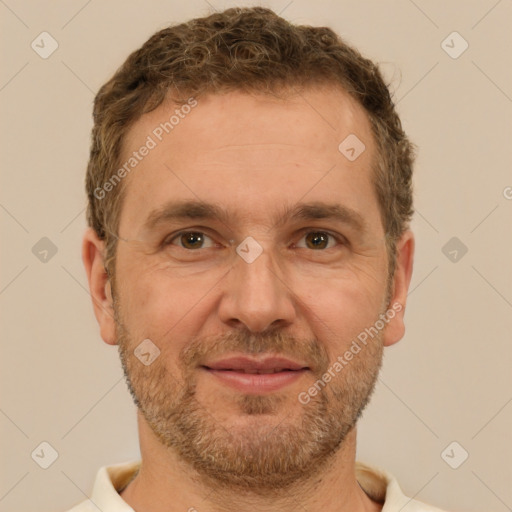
[83,85,414,512]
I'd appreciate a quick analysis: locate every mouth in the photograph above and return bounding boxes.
[200,356,310,393]
[205,368,299,374]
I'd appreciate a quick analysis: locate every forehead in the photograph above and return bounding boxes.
[118,85,380,235]
[124,84,373,156]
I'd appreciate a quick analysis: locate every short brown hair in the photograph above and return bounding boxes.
[86,6,415,279]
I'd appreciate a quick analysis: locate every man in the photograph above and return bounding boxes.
[71,6,448,512]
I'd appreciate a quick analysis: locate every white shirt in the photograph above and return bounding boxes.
[65,460,449,511]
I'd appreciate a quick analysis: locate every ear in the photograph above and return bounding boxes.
[82,227,117,345]
[382,230,415,347]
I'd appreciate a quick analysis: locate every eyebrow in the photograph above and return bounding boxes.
[142,199,367,234]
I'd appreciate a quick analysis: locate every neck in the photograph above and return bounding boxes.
[120,412,382,512]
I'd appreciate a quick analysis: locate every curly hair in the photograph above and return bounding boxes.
[86,6,415,279]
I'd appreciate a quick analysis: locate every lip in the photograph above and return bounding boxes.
[203,356,308,372]
[204,368,308,393]
[201,356,309,394]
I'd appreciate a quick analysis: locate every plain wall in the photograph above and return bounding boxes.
[1,1,511,511]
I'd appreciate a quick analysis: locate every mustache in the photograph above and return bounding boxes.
[179,329,330,376]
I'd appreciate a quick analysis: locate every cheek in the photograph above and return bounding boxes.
[293,270,385,358]
[115,257,221,346]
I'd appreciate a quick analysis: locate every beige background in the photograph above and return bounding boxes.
[1,1,511,511]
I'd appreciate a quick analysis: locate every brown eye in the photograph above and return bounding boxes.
[296,231,339,250]
[169,232,214,250]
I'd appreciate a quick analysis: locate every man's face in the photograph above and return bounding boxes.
[106,86,405,490]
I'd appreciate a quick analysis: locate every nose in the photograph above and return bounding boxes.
[217,244,297,333]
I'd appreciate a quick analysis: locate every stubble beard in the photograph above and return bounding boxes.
[116,310,384,494]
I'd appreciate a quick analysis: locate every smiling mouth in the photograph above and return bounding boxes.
[202,367,309,394]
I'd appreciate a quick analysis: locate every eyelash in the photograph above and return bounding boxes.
[163,229,346,251]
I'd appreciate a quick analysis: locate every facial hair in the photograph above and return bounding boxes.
[116,312,384,494]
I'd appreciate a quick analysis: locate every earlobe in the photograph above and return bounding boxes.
[82,228,117,345]
[382,230,415,347]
